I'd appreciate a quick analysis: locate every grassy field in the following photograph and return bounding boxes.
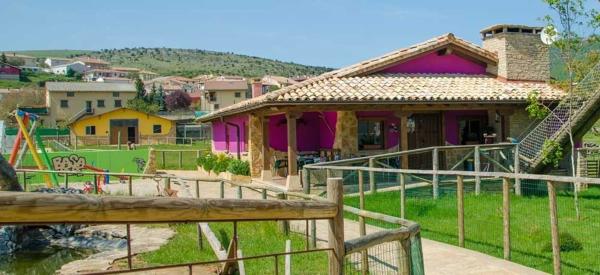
[0,71,78,89]
[344,182,600,274]
[128,222,328,274]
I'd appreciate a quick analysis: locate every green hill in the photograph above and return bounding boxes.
[18,48,333,78]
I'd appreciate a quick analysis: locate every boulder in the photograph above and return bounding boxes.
[0,154,21,192]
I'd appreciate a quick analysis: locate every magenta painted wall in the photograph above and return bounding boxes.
[444,110,488,145]
[379,52,486,74]
[212,115,248,153]
[269,112,337,152]
[356,111,400,149]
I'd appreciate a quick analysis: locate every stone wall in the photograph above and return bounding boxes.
[483,32,549,82]
[248,114,263,177]
[333,111,358,158]
[509,108,534,139]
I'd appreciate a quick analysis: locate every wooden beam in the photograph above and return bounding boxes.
[548,181,562,275]
[0,192,338,224]
[344,228,413,255]
[503,177,511,260]
[328,178,344,275]
[286,112,299,177]
[400,115,409,169]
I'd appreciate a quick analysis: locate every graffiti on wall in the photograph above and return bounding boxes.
[52,155,87,172]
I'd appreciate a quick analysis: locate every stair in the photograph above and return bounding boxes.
[67,107,94,124]
[519,62,600,173]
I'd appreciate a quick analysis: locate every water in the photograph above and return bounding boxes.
[0,246,94,275]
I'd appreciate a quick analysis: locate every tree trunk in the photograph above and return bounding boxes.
[0,155,21,192]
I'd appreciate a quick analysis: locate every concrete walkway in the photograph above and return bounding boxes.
[141,170,548,274]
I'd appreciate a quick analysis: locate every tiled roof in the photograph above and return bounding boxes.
[198,33,560,122]
[75,57,110,65]
[198,74,563,121]
[46,82,136,92]
[204,79,248,91]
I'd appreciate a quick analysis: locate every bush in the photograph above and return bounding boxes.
[201,153,217,173]
[213,154,231,174]
[227,159,250,176]
[542,232,583,252]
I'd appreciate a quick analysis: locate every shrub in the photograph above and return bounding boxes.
[213,154,231,174]
[201,153,217,173]
[227,159,250,176]
[542,232,583,252]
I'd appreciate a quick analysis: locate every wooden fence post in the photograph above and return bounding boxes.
[502,177,510,260]
[178,151,183,169]
[457,175,464,248]
[328,178,344,275]
[576,150,583,191]
[548,181,561,275]
[195,180,200,198]
[220,180,225,199]
[161,151,166,169]
[432,148,439,199]
[369,158,376,194]
[514,145,521,196]
[64,174,69,189]
[399,173,406,219]
[357,170,369,274]
[277,193,290,235]
[262,188,267,200]
[474,146,481,195]
[128,176,133,196]
[237,186,243,199]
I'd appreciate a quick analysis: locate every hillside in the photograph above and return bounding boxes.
[17,48,333,78]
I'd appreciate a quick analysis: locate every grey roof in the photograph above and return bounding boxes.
[46,82,136,92]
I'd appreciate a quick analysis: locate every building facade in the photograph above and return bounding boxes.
[200,76,249,112]
[45,82,136,126]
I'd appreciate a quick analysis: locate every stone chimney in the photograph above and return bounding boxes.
[481,25,549,82]
[251,79,263,98]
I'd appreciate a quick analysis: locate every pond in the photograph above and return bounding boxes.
[0,246,95,275]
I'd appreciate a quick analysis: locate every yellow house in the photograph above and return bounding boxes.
[70,108,176,145]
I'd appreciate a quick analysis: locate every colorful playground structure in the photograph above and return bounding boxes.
[9,110,110,190]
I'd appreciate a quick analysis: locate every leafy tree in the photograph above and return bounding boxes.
[66,67,75,77]
[126,98,159,114]
[165,90,191,111]
[526,0,600,220]
[154,85,166,111]
[134,78,146,100]
[0,53,7,64]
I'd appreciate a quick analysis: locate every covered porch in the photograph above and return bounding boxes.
[246,104,521,190]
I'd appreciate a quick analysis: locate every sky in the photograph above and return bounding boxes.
[0,0,594,68]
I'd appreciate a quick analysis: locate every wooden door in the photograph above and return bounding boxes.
[408,113,442,169]
[110,126,129,145]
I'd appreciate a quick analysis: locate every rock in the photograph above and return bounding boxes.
[0,154,21,192]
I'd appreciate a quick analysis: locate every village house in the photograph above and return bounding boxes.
[200,76,249,112]
[75,57,110,70]
[83,69,129,81]
[112,67,159,81]
[0,62,21,80]
[1,52,37,67]
[44,57,73,67]
[251,75,299,97]
[50,61,87,75]
[69,107,176,145]
[45,82,136,127]
[198,24,564,189]
[144,76,197,94]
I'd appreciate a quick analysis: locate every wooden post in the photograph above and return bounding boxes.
[369,158,376,194]
[474,146,481,195]
[399,173,405,219]
[277,193,290,235]
[196,150,201,159]
[514,144,521,196]
[23,171,27,192]
[197,223,203,249]
[93,174,98,194]
[64,174,69,189]
[237,186,243,199]
[457,175,464,248]
[161,151,166,169]
[576,150,583,191]
[285,239,292,275]
[311,219,317,248]
[262,188,267,200]
[358,170,369,274]
[126,224,132,269]
[432,148,439,199]
[286,112,299,188]
[327,178,344,275]
[118,131,121,150]
[128,176,133,196]
[398,237,412,275]
[195,180,200,198]
[400,114,409,169]
[74,136,78,151]
[502,177,510,260]
[262,116,271,180]
[178,151,183,169]
[548,181,561,275]
[220,180,225,199]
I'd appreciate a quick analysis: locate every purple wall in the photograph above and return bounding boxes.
[269,112,337,152]
[379,52,486,74]
[356,111,400,149]
[444,110,488,145]
[212,115,248,153]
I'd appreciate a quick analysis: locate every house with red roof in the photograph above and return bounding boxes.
[197,24,564,189]
[0,62,21,80]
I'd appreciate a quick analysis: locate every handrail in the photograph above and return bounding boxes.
[310,143,515,166]
[344,228,414,255]
[305,164,600,185]
[0,191,338,224]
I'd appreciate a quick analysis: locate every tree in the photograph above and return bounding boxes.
[165,90,191,111]
[527,0,600,220]
[154,85,166,111]
[134,78,146,100]
[66,67,75,78]
[0,53,7,64]
[126,98,160,114]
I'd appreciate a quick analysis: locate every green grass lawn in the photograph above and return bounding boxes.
[344,183,600,274]
[135,222,328,274]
